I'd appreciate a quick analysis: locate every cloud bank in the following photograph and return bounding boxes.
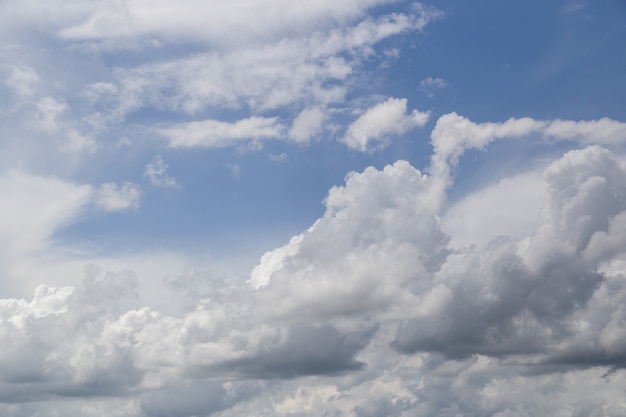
[2,113,626,416]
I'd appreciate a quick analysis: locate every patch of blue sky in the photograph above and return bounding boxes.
[43,0,626,261]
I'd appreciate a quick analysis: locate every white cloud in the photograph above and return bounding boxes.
[289,107,325,143]
[342,97,430,151]
[429,112,626,182]
[1,136,625,416]
[5,64,39,98]
[1,137,626,415]
[442,171,547,249]
[96,182,141,211]
[419,76,448,98]
[33,96,68,132]
[143,155,177,188]
[544,118,626,145]
[4,0,626,413]
[110,10,439,115]
[158,116,284,149]
[0,172,92,260]
[61,130,98,153]
[56,0,397,45]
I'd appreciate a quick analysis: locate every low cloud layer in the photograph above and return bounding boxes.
[1,1,625,415]
[1,113,626,416]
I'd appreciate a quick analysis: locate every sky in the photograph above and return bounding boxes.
[1,0,626,416]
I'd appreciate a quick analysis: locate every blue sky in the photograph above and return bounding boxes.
[1,1,626,416]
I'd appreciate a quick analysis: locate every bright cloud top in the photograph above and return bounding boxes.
[343,97,430,151]
[1,0,625,416]
[2,113,626,415]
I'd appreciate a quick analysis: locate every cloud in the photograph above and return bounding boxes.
[2,124,626,414]
[158,116,284,149]
[5,64,39,98]
[2,0,626,411]
[109,9,440,115]
[544,118,626,145]
[56,0,398,45]
[342,97,430,151]
[429,112,626,181]
[61,130,98,153]
[289,107,325,143]
[95,182,141,211]
[33,96,68,132]
[143,155,178,188]
[442,171,547,249]
[0,172,92,260]
[419,76,448,98]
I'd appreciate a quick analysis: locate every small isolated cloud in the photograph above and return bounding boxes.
[143,155,178,188]
[96,182,141,211]
[289,107,324,143]
[342,97,429,152]
[419,76,448,98]
[158,116,284,149]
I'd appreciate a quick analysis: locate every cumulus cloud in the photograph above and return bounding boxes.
[3,0,626,413]
[143,155,178,188]
[0,1,443,174]
[442,171,547,249]
[429,112,626,181]
[1,116,626,415]
[4,121,626,415]
[95,181,141,211]
[342,97,430,151]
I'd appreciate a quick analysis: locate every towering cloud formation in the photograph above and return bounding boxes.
[1,113,626,416]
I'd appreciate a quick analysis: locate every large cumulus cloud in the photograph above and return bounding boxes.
[2,113,626,416]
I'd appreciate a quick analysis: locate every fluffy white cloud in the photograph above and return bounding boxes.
[342,97,430,151]
[442,171,547,249]
[158,117,284,149]
[96,182,141,211]
[544,117,626,145]
[143,155,178,188]
[3,0,626,412]
[3,132,626,415]
[430,113,626,180]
